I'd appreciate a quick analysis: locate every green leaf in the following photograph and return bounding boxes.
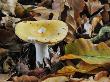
[80,55,110,64]
[65,38,110,64]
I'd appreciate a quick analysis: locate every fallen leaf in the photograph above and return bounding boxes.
[0,74,11,82]
[59,54,80,60]
[76,61,99,73]
[13,75,39,82]
[42,76,69,82]
[105,40,110,47]
[52,0,65,12]
[32,7,59,20]
[94,71,108,81]
[86,0,103,14]
[0,0,18,16]
[65,38,110,65]
[15,3,25,17]
[57,66,77,75]
[64,11,77,43]
[3,57,15,73]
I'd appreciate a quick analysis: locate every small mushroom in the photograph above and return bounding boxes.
[15,20,68,67]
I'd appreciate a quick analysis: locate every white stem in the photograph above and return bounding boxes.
[34,43,50,67]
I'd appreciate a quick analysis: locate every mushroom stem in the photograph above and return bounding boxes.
[34,43,50,67]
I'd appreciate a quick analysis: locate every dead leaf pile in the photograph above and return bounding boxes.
[0,0,110,82]
[57,38,110,75]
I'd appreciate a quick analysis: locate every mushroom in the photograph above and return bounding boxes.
[15,20,68,67]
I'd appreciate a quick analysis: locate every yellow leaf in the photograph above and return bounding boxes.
[59,54,80,60]
[57,66,77,75]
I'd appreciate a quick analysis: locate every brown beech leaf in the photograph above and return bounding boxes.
[86,0,103,14]
[87,67,107,74]
[66,0,85,21]
[15,3,25,17]
[66,10,77,30]
[0,0,18,16]
[38,0,52,7]
[13,75,39,82]
[94,71,108,81]
[69,78,83,82]
[32,7,50,20]
[80,71,110,82]
[66,0,85,10]
[0,74,11,82]
[32,7,59,20]
[65,11,77,43]
[76,61,100,73]
[52,0,65,12]
[42,76,69,82]
[90,16,103,36]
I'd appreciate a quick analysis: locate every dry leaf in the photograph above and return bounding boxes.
[42,76,69,82]
[76,61,99,73]
[101,11,109,23]
[0,74,11,82]
[59,54,80,60]
[7,0,18,15]
[32,7,59,20]
[105,40,110,47]
[28,68,46,78]
[59,55,100,74]
[94,71,108,81]
[57,66,77,75]
[38,0,52,7]
[1,16,21,29]
[66,0,85,22]
[86,0,103,14]
[0,0,18,16]
[65,11,77,43]
[16,62,29,74]
[13,75,39,82]
[15,3,25,17]
[3,56,15,73]
[65,38,110,65]
[67,0,85,10]
[80,71,110,82]
[90,16,103,36]
[65,38,94,55]
[52,0,65,12]
[69,78,83,82]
